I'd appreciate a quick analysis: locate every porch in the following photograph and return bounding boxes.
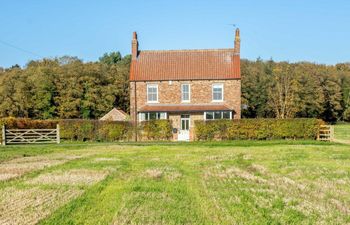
[138,104,236,141]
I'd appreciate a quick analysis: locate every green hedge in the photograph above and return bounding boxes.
[59,120,132,141]
[0,117,57,129]
[139,120,173,141]
[0,118,173,142]
[195,118,324,141]
[1,117,322,142]
[0,118,132,142]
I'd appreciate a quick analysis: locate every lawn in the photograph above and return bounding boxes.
[0,141,350,224]
[335,123,350,143]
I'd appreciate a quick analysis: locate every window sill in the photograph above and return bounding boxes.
[147,101,159,104]
[212,100,224,103]
[181,101,191,103]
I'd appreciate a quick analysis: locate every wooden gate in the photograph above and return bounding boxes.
[2,125,60,145]
[317,125,334,141]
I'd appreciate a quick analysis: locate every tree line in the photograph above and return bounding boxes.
[0,53,130,119]
[0,53,349,122]
[241,59,350,122]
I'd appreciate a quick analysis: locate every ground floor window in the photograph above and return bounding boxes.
[204,111,232,120]
[139,112,167,121]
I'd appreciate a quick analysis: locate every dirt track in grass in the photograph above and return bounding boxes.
[0,152,97,182]
[0,187,83,225]
[26,169,110,186]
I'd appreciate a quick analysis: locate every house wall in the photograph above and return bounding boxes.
[130,79,241,121]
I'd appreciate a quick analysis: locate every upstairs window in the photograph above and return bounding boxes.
[181,84,190,102]
[212,84,223,101]
[147,84,158,103]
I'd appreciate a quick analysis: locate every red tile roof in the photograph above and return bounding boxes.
[139,104,233,112]
[130,49,240,81]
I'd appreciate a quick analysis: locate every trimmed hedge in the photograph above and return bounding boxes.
[195,118,324,141]
[1,117,323,142]
[0,118,172,142]
[139,120,173,141]
[59,120,132,141]
[0,117,57,129]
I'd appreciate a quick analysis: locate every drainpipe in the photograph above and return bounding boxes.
[134,81,138,142]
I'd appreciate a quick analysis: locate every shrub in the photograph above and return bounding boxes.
[344,108,350,122]
[97,121,132,141]
[59,120,96,141]
[139,120,172,141]
[195,118,324,141]
[0,117,57,129]
[58,119,131,141]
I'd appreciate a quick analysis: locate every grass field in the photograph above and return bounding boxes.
[335,123,350,143]
[0,140,350,225]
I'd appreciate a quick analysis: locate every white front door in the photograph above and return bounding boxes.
[178,114,190,141]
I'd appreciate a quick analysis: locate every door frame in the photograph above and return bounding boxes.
[178,114,190,141]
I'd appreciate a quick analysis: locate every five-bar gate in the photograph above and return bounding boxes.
[317,125,334,142]
[2,125,60,145]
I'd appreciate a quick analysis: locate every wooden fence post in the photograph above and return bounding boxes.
[56,124,60,144]
[2,125,6,146]
[330,125,334,141]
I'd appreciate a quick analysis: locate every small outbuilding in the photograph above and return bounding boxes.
[100,108,129,121]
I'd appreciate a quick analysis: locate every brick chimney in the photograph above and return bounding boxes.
[234,28,240,54]
[132,32,138,60]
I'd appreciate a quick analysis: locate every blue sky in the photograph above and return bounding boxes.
[0,0,349,68]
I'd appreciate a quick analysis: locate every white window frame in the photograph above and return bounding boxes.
[181,83,191,103]
[147,84,158,103]
[139,112,167,122]
[180,114,190,130]
[204,111,232,120]
[212,83,224,102]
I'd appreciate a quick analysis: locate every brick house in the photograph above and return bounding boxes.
[130,29,241,141]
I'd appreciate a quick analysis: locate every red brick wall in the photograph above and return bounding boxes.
[130,79,241,122]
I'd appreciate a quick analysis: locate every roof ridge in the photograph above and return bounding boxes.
[140,48,234,53]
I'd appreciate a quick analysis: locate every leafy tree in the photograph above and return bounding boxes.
[294,63,324,118]
[318,69,343,122]
[267,63,301,118]
[241,59,271,118]
[99,52,122,65]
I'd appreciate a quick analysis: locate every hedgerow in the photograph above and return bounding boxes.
[0,117,57,129]
[0,117,323,142]
[139,120,173,141]
[0,118,172,142]
[195,118,324,141]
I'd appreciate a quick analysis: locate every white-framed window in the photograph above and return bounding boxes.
[181,83,190,102]
[139,112,167,121]
[147,84,158,103]
[204,111,232,120]
[212,83,224,102]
